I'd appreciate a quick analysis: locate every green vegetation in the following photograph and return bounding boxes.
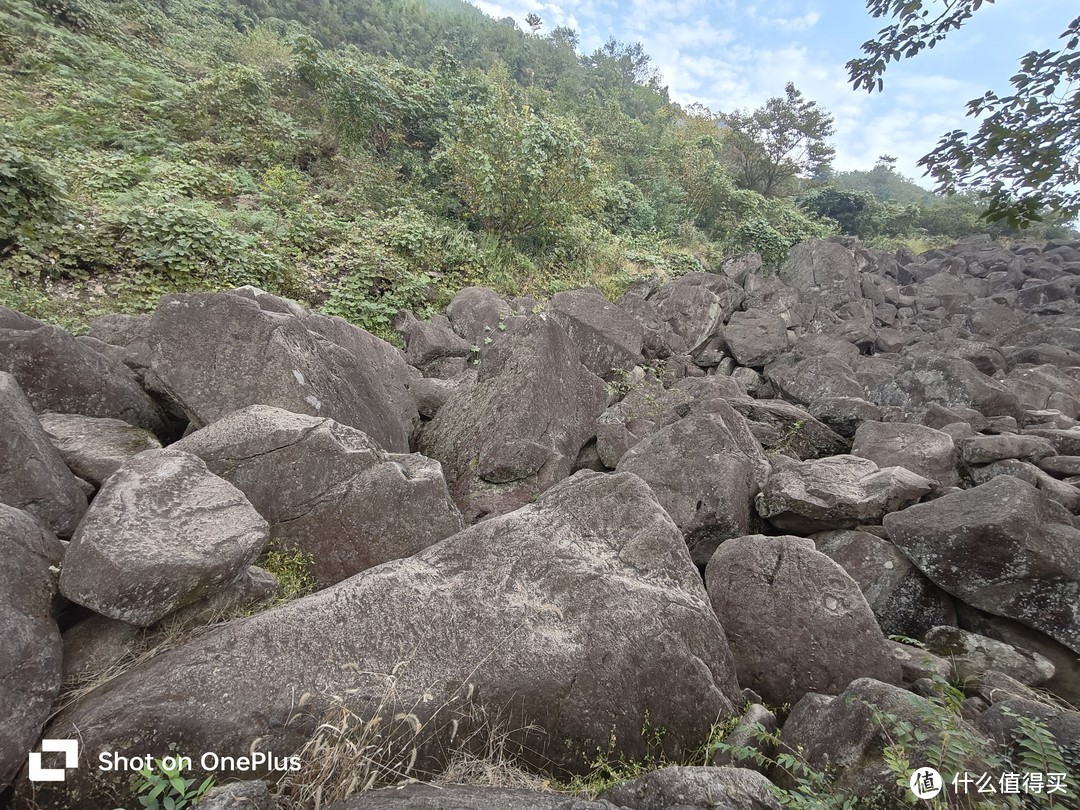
[123,757,214,810]
[5,0,1069,337]
[850,2,1080,228]
[258,546,318,604]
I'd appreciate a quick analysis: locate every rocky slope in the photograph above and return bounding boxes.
[2,234,1079,809]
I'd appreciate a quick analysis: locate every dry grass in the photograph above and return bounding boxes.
[273,663,550,810]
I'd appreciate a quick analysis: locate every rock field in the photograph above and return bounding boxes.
[2,234,1079,808]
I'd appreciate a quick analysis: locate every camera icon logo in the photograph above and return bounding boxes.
[28,739,79,782]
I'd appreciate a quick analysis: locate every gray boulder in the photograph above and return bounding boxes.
[755,455,933,534]
[705,535,900,707]
[768,356,866,405]
[851,421,959,488]
[595,376,748,468]
[957,433,1058,466]
[417,317,607,521]
[601,766,782,810]
[922,626,1055,687]
[812,529,955,638]
[616,407,769,566]
[779,678,993,801]
[59,449,269,626]
[325,785,620,810]
[0,323,167,436]
[196,781,278,810]
[779,239,860,310]
[37,412,161,489]
[0,505,64,792]
[884,475,1080,654]
[649,272,745,354]
[141,291,417,452]
[808,397,883,439]
[445,286,514,345]
[393,311,471,376]
[729,399,849,460]
[28,472,740,808]
[721,310,789,368]
[173,406,463,586]
[0,373,88,538]
[549,288,645,380]
[870,355,1022,420]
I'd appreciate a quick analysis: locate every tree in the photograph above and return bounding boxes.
[719,83,836,198]
[848,1,1080,227]
[524,12,541,33]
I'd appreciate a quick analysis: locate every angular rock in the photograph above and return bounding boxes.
[922,626,1055,687]
[851,421,959,488]
[779,239,860,310]
[393,311,471,375]
[721,310,788,368]
[728,399,849,460]
[549,287,645,380]
[886,641,953,687]
[779,679,993,800]
[808,397,883,439]
[0,505,64,792]
[59,449,269,626]
[755,455,933,534]
[705,535,900,707]
[417,317,607,521]
[174,406,463,586]
[768,356,866,406]
[616,408,769,566]
[649,272,745,354]
[142,291,417,452]
[883,476,1080,654]
[197,781,278,810]
[813,529,956,638]
[28,472,741,808]
[325,785,619,810]
[445,286,514,344]
[0,373,87,538]
[870,355,1022,420]
[957,433,1057,466]
[0,324,167,436]
[37,412,161,489]
[595,376,748,468]
[601,766,782,810]
[712,703,779,769]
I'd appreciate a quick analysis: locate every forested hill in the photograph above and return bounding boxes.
[1,0,1075,336]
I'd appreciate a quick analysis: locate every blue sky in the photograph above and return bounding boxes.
[468,0,1076,187]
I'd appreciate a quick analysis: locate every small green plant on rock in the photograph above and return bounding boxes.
[117,757,214,810]
[258,546,318,604]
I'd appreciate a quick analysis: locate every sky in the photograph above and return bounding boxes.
[467,0,1076,187]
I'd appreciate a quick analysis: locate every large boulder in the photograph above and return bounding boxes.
[616,407,769,566]
[26,472,741,808]
[921,626,1055,687]
[721,310,789,368]
[851,421,959,488]
[779,678,993,801]
[417,317,608,521]
[595,376,748,468]
[324,785,619,810]
[59,449,269,626]
[870,355,1022,420]
[648,272,745,354]
[705,535,900,707]
[0,373,87,538]
[173,406,463,586]
[755,455,933,534]
[37,412,161,489]
[883,476,1080,654]
[812,529,956,638]
[768,356,866,406]
[141,291,417,452]
[0,323,167,436]
[0,506,64,792]
[779,239,860,310]
[600,766,782,810]
[729,399,849,460]
[549,287,644,380]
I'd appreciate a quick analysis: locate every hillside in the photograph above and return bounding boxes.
[4,0,1076,341]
